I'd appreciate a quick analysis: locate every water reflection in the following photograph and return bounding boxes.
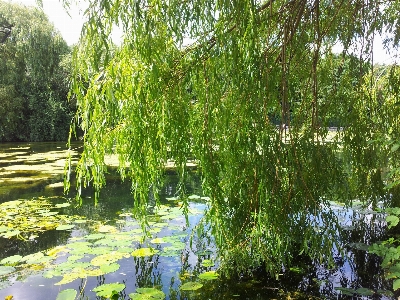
[0,142,397,299]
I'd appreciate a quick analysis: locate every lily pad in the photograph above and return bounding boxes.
[201,260,215,267]
[54,272,82,285]
[198,271,219,280]
[21,252,45,264]
[56,289,77,300]
[92,283,125,298]
[1,255,23,265]
[0,266,15,275]
[180,282,203,291]
[97,225,118,233]
[56,224,75,231]
[2,229,21,238]
[100,263,120,274]
[129,287,166,300]
[91,252,126,266]
[84,233,105,240]
[131,248,159,257]
[150,238,167,244]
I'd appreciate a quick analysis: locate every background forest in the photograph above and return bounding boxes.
[0,1,74,142]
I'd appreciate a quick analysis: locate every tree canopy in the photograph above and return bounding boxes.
[69,0,400,276]
[0,1,73,141]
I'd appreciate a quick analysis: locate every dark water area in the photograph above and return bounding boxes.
[0,142,397,299]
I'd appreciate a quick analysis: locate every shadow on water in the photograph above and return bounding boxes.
[0,142,397,299]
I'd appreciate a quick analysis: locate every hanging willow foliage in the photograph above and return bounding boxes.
[67,0,400,276]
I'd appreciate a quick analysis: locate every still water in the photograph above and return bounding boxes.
[0,142,395,299]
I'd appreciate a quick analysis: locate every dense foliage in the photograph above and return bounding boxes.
[69,0,400,276]
[0,1,74,142]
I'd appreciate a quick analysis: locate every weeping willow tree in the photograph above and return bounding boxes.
[68,0,400,276]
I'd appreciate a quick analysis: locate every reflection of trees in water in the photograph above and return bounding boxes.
[133,254,162,289]
[314,208,391,298]
[0,229,70,260]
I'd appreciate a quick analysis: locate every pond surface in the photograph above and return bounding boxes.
[0,142,396,299]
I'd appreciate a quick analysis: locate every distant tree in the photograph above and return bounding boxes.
[0,1,73,141]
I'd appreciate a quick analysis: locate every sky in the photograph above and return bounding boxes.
[6,0,399,64]
[8,0,84,45]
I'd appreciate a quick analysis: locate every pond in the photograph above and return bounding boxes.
[0,142,396,299]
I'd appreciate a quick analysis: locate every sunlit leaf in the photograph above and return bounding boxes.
[131,248,159,257]
[100,263,120,274]
[201,260,215,267]
[2,230,21,238]
[1,255,22,265]
[198,271,219,280]
[97,225,118,233]
[55,203,71,208]
[150,238,167,244]
[91,252,126,266]
[47,246,69,257]
[22,252,45,264]
[54,272,81,285]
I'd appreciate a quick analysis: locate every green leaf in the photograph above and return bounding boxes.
[100,263,120,274]
[91,252,126,266]
[386,215,399,229]
[1,255,23,265]
[180,282,203,291]
[56,289,77,300]
[394,279,400,290]
[201,260,215,267]
[391,143,400,152]
[92,283,125,298]
[198,271,219,280]
[355,287,374,296]
[22,252,45,264]
[0,266,15,275]
[131,248,159,257]
[84,233,105,240]
[129,287,166,299]
[2,229,21,238]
